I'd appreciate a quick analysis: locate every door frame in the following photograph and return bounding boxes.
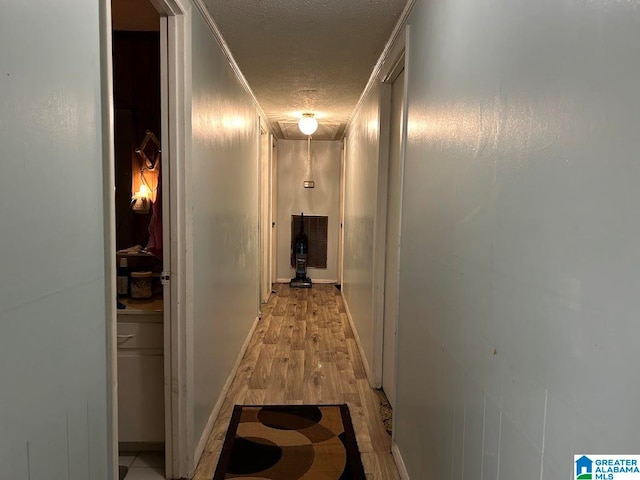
[259,118,272,307]
[338,139,346,286]
[381,62,405,410]
[271,139,278,285]
[99,2,117,476]
[102,1,191,478]
[371,28,408,393]
[157,3,191,477]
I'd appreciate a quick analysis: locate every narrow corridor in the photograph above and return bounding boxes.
[193,284,399,479]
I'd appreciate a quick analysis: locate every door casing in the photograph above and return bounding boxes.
[371,27,408,408]
[102,0,191,478]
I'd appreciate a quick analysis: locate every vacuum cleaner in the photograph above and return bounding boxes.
[290,212,312,288]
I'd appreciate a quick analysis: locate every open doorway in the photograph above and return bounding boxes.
[107,0,189,478]
[111,1,167,478]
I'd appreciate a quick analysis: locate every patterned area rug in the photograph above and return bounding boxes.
[213,404,366,480]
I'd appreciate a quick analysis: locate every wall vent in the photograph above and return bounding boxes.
[291,215,328,269]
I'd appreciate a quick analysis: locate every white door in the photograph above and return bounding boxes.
[382,68,405,409]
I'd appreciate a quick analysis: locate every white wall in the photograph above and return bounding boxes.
[0,1,111,478]
[189,5,260,457]
[276,140,342,282]
[394,0,640,478]
[343,86,382,373]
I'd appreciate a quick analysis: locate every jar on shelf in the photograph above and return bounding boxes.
[116,257,130,297]
[130,271,153,299]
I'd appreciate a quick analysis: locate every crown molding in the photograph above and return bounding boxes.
[345,0,415,136]
[190,0,273,135]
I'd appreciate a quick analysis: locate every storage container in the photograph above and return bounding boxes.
[130,271,153,299]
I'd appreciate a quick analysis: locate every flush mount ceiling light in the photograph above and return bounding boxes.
[298,113,318,136]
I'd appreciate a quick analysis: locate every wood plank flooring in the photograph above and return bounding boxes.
[193,283,399,480]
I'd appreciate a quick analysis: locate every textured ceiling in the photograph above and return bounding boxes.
[203,0,408,140]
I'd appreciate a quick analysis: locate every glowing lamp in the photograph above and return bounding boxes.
[298,113,318,136]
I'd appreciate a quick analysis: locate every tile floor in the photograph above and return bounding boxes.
[119,451,165,480]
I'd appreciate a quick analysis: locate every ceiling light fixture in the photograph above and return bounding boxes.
[298,113,318,136]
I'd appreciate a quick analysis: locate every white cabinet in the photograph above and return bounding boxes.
[117,305,164,445]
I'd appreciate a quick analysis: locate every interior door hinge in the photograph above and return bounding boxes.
[161,272,170,285]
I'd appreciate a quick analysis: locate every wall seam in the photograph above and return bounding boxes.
[539,389,548,480]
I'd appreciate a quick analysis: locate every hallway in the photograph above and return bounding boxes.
[192,284,399,479]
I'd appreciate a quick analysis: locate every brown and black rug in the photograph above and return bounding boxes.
[213,404,366,480]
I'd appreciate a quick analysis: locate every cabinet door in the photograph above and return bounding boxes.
[117,352,165,443]
[117,322,163,350]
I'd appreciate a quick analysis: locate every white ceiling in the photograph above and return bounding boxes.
[203,0,408,140]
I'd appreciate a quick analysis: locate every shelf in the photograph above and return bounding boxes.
[117,297,163,314]
[117,245,160,259]
[117,251,159,259]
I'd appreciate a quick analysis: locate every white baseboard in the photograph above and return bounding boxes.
[193,315,260,466]
[392,441,410,480]
[276,278,338,284]
[340,290,374,386]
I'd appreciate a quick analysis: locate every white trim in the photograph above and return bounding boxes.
[341,291,374,385]
[313,279,338,284]
[173,9,195,478]
[371,27,409,391]
[257,116,262,313]
[345,0,415,135]
[268,133,274,292]
[106,3,191,477]
[391,25,410,425]
[149,0,189,16]
[271,140,278,285]
[392,441,410,480]
[259,119,271,307]
[276,278,338,284]
[190,0,272,136]
[374,27,409,409]
[159,10,190,477]
[99,1,117,478]
[159,16,172,477]
[159,7,192,478]
[131,3,192,477]
[193,316,261,465]
[337,139,346,285]
[371,83,391,388]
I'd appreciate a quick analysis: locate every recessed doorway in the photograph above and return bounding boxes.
[110,1,180,478]
[106,0,190,478]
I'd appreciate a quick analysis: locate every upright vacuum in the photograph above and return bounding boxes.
[290,213,312,288]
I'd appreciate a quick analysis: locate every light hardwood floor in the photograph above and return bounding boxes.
[193,283,400,480]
